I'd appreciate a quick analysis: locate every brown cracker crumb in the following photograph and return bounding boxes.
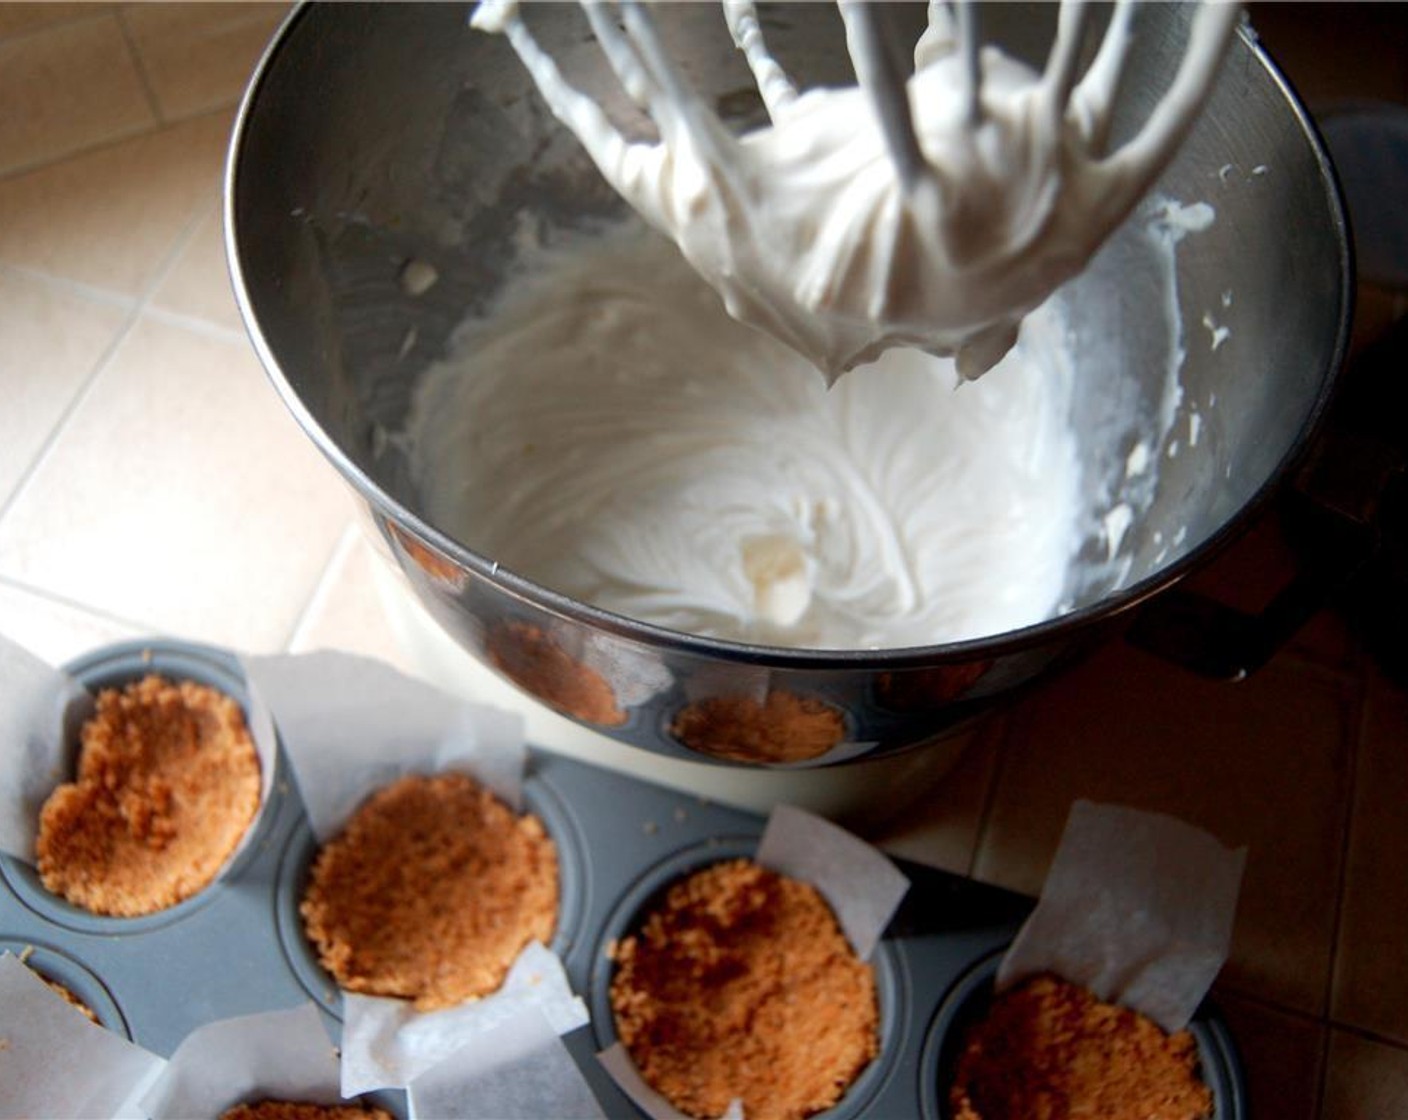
[300,771,559,1011]
[610,858,878,1120]
[949,973,1213,1120]
[670,692,845,763]
[36,675,261,917]
[221,1102,394,1120]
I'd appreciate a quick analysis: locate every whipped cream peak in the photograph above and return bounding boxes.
[473,0,1240,383]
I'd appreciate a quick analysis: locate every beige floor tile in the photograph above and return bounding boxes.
[0,111,230,296]
[0,314,354,652]
[287,528,415,672]
[1333,668,1408,1045]
[0,581,142,667]
[974,641,1357,1016]
[1216,993,1325,1120]
[875,716,1003,876]
[120,2,285,121]
[0,13,154,177]
[149,199,244,332]
[0,4,115,43]
[0,270,130,508]
[1322,1030,1408,1120]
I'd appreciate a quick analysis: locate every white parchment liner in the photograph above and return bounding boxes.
[0,633,278,893]
[241,651,590,1098]
[0,951,166,1120]
[597,804,911,1120]
[996,799,1247,1033]
[407,1003,607,1120]
[140,1002,341,1119]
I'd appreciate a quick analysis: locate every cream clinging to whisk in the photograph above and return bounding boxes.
[472,0,1241,383]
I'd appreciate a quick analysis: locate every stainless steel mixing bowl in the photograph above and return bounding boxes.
[226,2,1350,767]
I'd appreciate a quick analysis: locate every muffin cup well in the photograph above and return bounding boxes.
[0,639,282,934]
[275,770,587,1019]
[0,939,130,1037]
[590,837,905,1119]
[919,951,1246,1120]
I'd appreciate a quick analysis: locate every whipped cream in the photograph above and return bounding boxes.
[472,0,1239,382]
[408,224,1083,650]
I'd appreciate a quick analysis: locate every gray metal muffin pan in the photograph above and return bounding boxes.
[0,639,1246,1119]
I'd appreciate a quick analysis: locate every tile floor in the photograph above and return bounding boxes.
[1,3,1406,1118]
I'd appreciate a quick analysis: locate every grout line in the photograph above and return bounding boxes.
[113,4,166,127]
[967,709,1017,881]
[0,306,143,527]
[0,199,213,529]
[0,262,140,312]
[132,195,224,318]
[1324,665,1374,984]
[0,7,112,48]
[0,121,157,184]
[1326,1019,1408,1056]
[0,104,234,187]
[0,574,152,639]
[1216,984,1329,1037]
[143,303,250,347]
[1314,662,1377,1118]
[281,522,362,653]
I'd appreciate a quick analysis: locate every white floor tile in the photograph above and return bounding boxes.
[0,580,142,667]
[286,527,414,671]
[149,199,245,332]
[0,113,229,296]
[0,269,130,508]
[0,313,355,652]
[0,13,154,177]
[120,2,286,121]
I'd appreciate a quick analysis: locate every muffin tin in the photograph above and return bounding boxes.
[0,639,1247,1118]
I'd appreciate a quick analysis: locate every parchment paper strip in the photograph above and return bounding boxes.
[408,1004,605,1120]
[241,651,527,835]
[756,803,910,960]
[0,952,166,1120]
[996,799,1246,1032]
[0,633,90,859]
[341,941,588,1096]
[142,1002,340,1120]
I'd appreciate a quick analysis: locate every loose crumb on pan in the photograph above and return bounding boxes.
[669,692,845,763]
[610,858,878,1120]
[222,1101,394,1120]
[300,771,559,1011]
[36,674,261,917]
[949,973,1214,1120]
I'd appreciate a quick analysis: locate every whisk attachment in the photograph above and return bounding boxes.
[473,0,1243,383]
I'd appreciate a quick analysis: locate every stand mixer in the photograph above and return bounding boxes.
[226,2,1350,823]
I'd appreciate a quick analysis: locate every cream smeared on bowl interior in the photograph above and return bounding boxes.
[408,223,1083,650]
